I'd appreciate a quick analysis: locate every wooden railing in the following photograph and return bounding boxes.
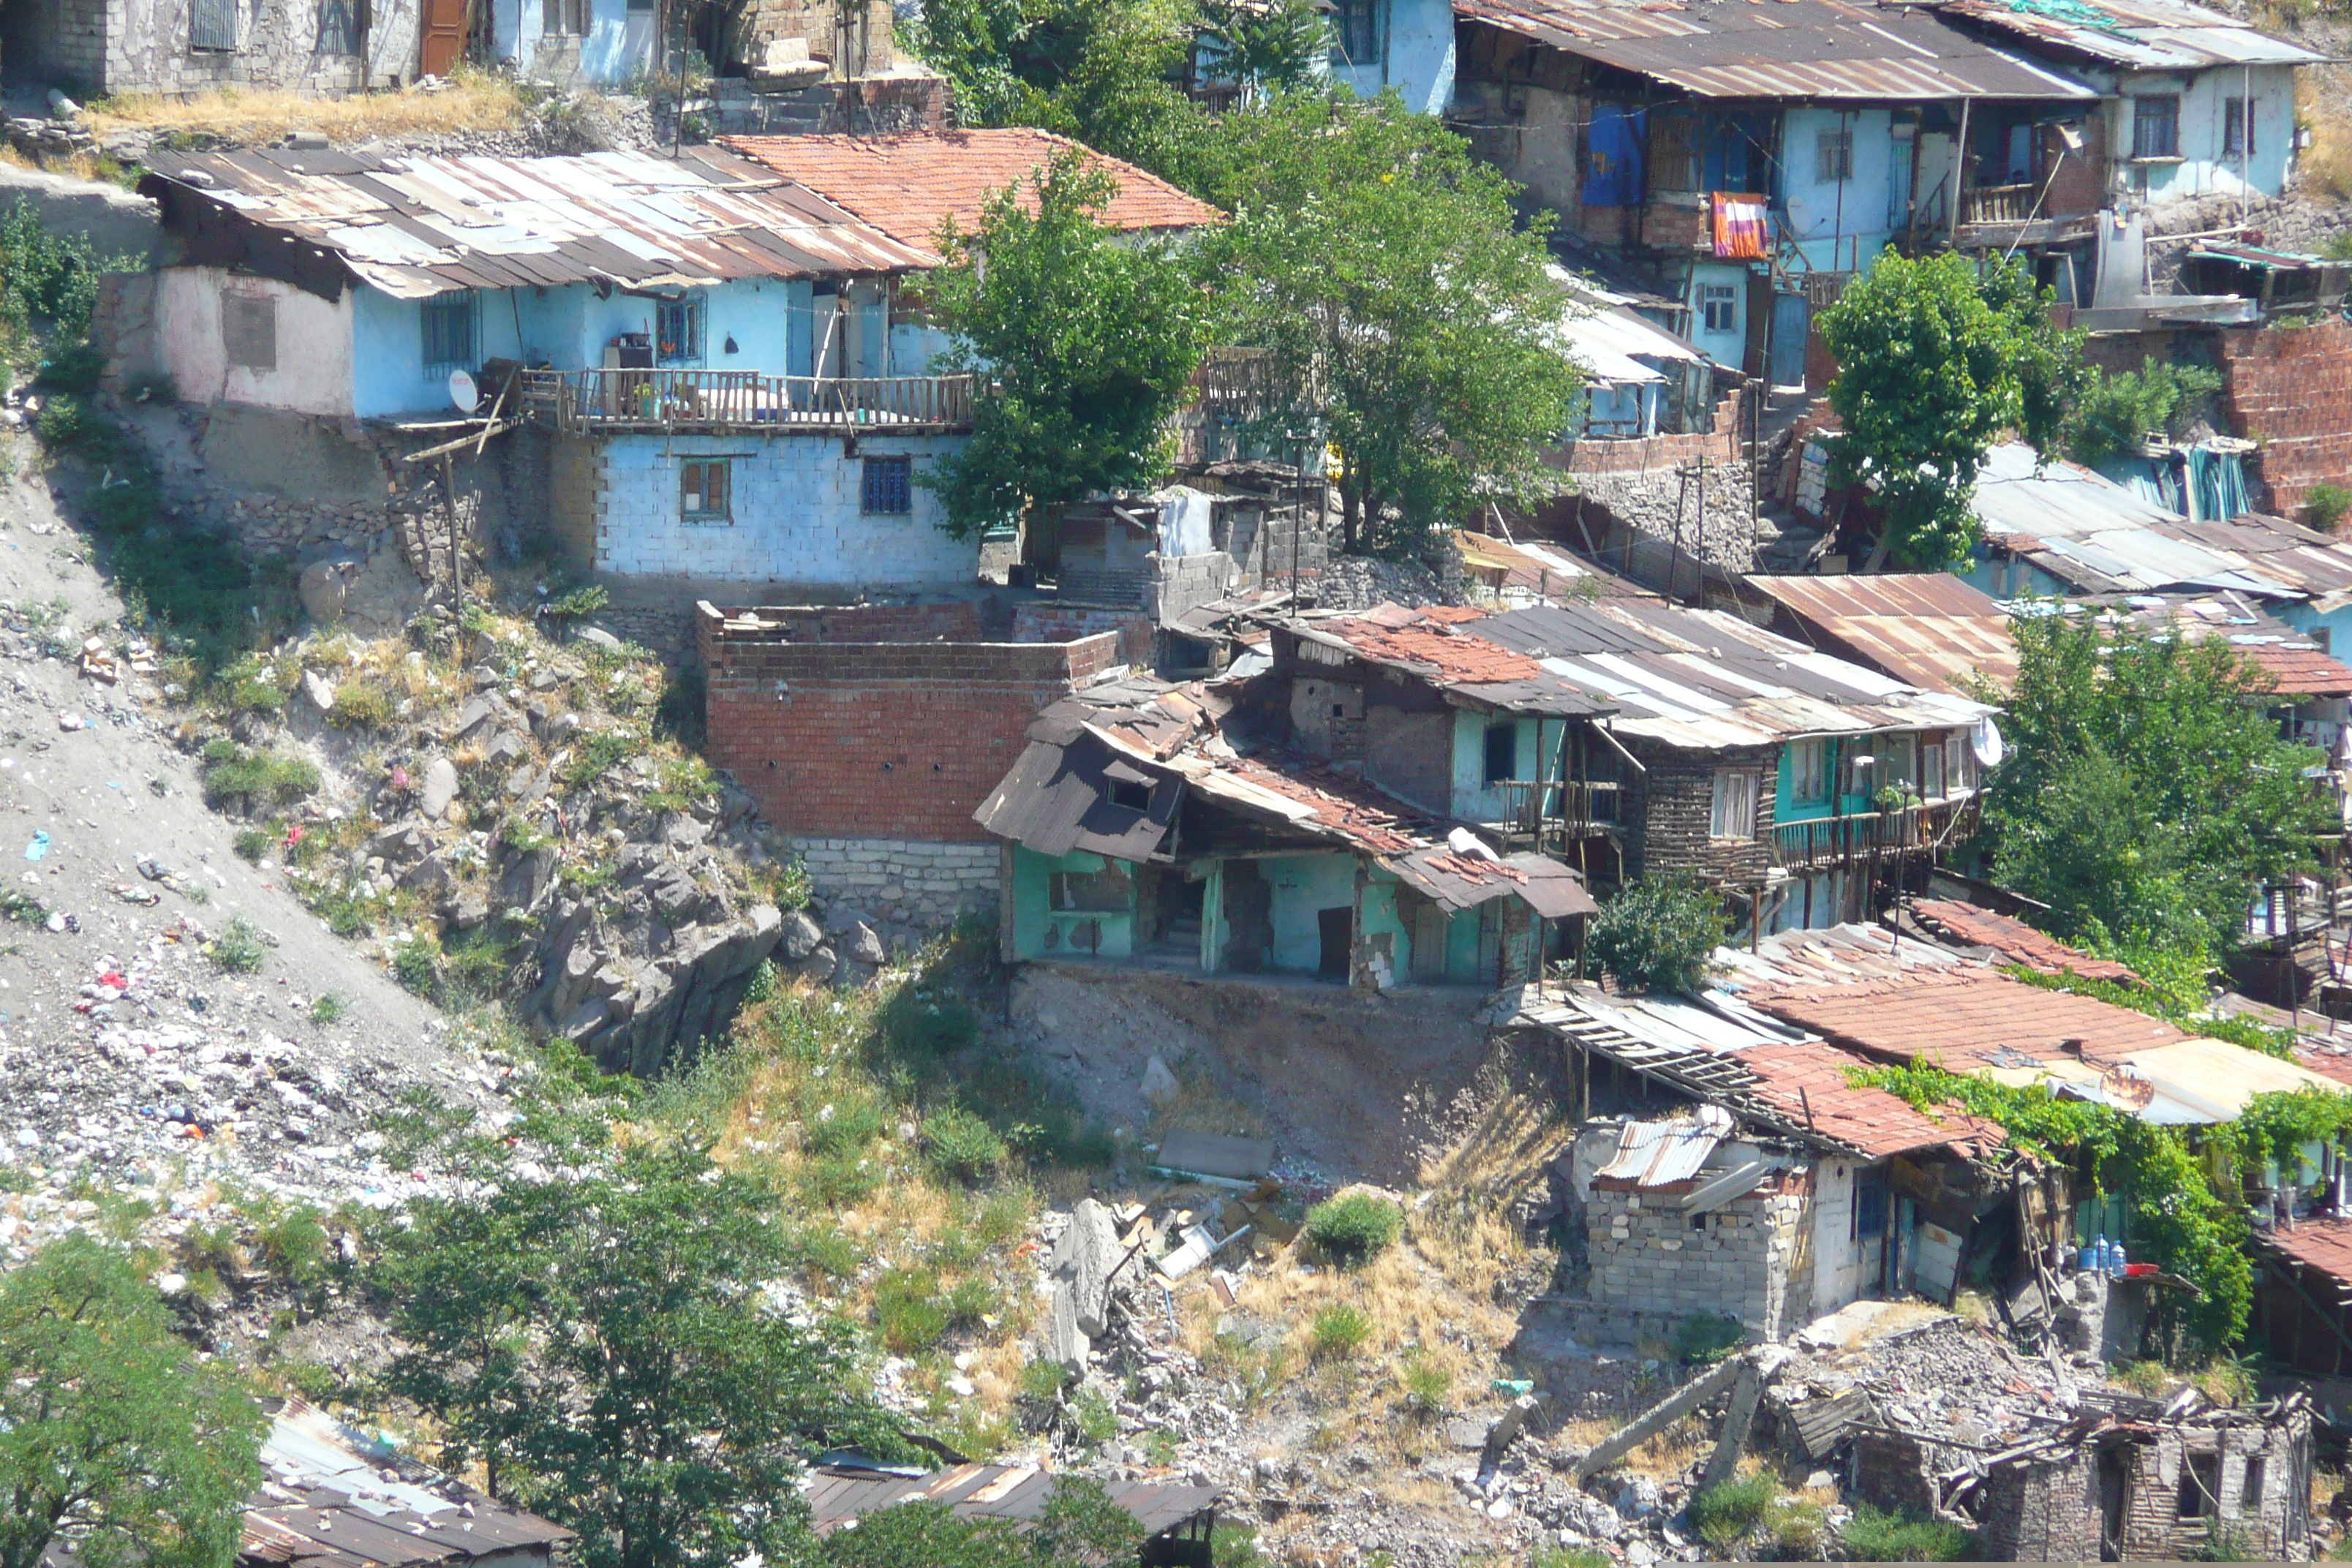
[1489,778,1622,852]
[1770,794,1980,872]
[520,369,979,434]
[1962,183,2036,226]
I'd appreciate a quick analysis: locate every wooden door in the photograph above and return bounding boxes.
[419,0,467,78]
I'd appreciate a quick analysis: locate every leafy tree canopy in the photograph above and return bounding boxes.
[819,1484,1144,1568]
[1200,92,1582,557]
[2068,354,2224,467]
[1817,252,2085,570]
[1977,609,2332,966]
[372,1142,910,1568]
[1585,874,1730,993]
[920,147,1211,555]
[0,1235,265,1568]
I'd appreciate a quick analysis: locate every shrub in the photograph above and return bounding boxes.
[392,938,440,996]
[233,827,270,862]
[1586,874,1728,992]
[559,731,634,786]
[2070,355,2224,464]
[326,681,396,731]
[1308,1302,1371,1358]
[1071,1387,1117,1444]
[1397,1351,1450,1414]
[924,1106,1009,1183]
[2309,480,2352,535]
[310,992,344,1024]
[206,917,266,973]
[875,1267,949,1353]
[1765,1496,1831,1558]
[1842,1503,1974,1561]
[944,1275,998,1329]
[1689,1472,1777,1550]
[252,1205,331,1290]
[801,1091,885,1158]
[541,583,610,622]
[1673,1310,1748,1365]
[1302,1191,1403,1268]
[202,745,318,808]
[1018,1357,1071,1402]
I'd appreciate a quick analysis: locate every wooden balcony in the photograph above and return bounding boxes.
[1487,778,1622,854]
[1770,794,1980,872]
[520,369,979,436]
[1963,182,2036,225]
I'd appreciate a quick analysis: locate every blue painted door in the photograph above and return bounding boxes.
[1771,293,1809,388]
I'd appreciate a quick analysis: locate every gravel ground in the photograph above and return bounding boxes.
[0,426,524,1264]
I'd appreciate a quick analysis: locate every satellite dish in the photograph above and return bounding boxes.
[448,369,478,412]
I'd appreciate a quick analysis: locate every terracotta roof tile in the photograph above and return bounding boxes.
[2241,642,2352,697]
[720,129,1224,250]
[1912,900,2141,984]
[1319,612,1550,686]
[1739,968,2185,1069]
[2257,1214,2352,1289]
[1215,755,1429,856]
[1738,1039,2008,1159]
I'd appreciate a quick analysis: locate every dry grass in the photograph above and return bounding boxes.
[1147,1061,1270,1145]
[85,70,529,145]
[2297,65,2352,202]
[1418,1086,1570,1201]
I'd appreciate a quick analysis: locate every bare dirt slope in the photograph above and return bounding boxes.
[0,427,519,1261]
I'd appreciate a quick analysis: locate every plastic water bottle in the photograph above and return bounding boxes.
[2111,1242,2128,1278]
[2078,1241,2098,1272]
[2095,1234,2112,1275]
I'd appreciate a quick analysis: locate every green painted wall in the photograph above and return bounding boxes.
[1267,852,1359,972]
[1009,846,1137,960]
[1450,711,1553,821]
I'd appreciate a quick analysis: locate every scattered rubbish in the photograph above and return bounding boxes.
[113,884,159,905]
[56,713,87,731]
[1151,1128,1278,1186]
[23,831,47,862]
[78,638,118,684]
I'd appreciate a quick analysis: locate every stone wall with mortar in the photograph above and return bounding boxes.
[785,836,999,928]
[1586,1166,1813,1341]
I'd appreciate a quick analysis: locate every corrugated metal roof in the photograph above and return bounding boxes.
[141,145,937,300]
[1739,967,2187,1067]
[1746,573,2020,697]
[1911,899,2141,981]
[1458,0,2097,99]
[238,1398,570,1568]
[1975,442,2352,601]
[1548,265,1705,386]
[1594,1105,1736,1186]
[1384,844,1599,917]
[2104,590,2352,696]
[804,1463,1221,1537]
[1941,0,2325,70]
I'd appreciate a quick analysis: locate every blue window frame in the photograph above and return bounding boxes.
[862,454,912,515]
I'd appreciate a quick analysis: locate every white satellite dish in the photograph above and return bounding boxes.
[448,369,478,412]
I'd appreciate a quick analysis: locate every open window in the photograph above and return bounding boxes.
[2179,1452,2220,1519]
[1483,723,1519,786]
[656,297,703,365]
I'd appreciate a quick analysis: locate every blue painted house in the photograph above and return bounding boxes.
[136,132,1220,591]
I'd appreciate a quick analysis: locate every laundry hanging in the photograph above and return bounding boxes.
[1711,193,1770,260]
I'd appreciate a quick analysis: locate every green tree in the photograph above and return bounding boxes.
[2068,355,2225,465]
[1196,0,1330,99]
[921,147,1211,560]
[1816,252,2084,570]
[0,1235,266,1568]
[820,1482,1142,1568]
[373,1143,907,1568]
[1203,92,1582,557]
[1979,610,2332,966]
[1584,875,1730,993]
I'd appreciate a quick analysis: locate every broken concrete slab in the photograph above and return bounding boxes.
[1051,1197,1120,1338]
[1049,1278,1090,1370]
[1697,1362,1765,1495]
[1570,1354,1747,1482]
[1153,1128,1276,1184]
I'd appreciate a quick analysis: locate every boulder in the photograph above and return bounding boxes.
[442,887,490,930]
[500,844,558,911]
[780,909,823,960]
[419,756,459,820]
[300,668,337,714]
[451,696,500,742]
[399,853,451,892]
[576,626,623,654]
[845,919,886,965]
[1140,1053,1180,1107]
[483,730,529,769]
[297,557,363,625]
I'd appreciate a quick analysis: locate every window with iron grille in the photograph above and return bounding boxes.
[2132,95,2180,160]
[2223,97,2256,157]
[542,0,587,35]
[191,0,238,50]
[315,0,360,54]
[656,298,703,365]
[420,291,476,374]
[222,294,276,372]
[1331,0,1377,64]
[1816,127,1853,183]
[861,455,913,515]
[680,459,731,522]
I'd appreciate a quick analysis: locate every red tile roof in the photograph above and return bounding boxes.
[1215,755,1426,856]
[2241,642,2352,698]
[1912,900,2141,984]
[1319,610,1550,686]
[1739,968,2185,1070]
[2256,1213,2352,1288]
[720,129,1224,250]
[1738,1039,2008,1159]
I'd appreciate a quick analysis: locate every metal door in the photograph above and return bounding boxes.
[418,0,467,78]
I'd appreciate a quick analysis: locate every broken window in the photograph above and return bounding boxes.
[2239,1455,2266,1516]
[542,0,587,36]
[680,459,731,521]
[2223,97,2256,158]
[1920,735,1945,800]
[2180,1451,2220,1518]
[420,290,476,374]
[191,0,238,50]
[1787,739,1827,804]
[222,294,276,371]
[1651,115,1700,193]
[1816,127,1854,184]
[1709,769,1758,840]
[1050,865,1130,912]
[1107,778,1151,812]
[1331,0,1377,64]
[1944,731,1972,795]
[1700,284,1738,335]
[315,0,360,54]
[2133,96,2180,160]
[656,297,703,364]
[862,455,913,514]
[1483,723,1518,786]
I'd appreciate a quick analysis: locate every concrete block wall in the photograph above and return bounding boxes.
[1586,1171,1811,1340]
[2215,318,2352,525]
[785,836,998,927]
[593,432,976,587]
[1978,1453,2102,1562]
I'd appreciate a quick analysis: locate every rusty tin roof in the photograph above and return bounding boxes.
[1939,0,2324,70]
[140,145,938,299]
[1457,0,2097,99]
[1746,573,2020,698]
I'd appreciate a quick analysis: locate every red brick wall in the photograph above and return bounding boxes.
[1550,386,1750,475]
[2215,318,2352,524]
[698,604,1116,841]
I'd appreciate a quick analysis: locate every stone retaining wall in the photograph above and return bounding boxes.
[786,835,999,928]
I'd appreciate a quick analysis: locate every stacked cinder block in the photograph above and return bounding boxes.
[1586,1169,1812,1341]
